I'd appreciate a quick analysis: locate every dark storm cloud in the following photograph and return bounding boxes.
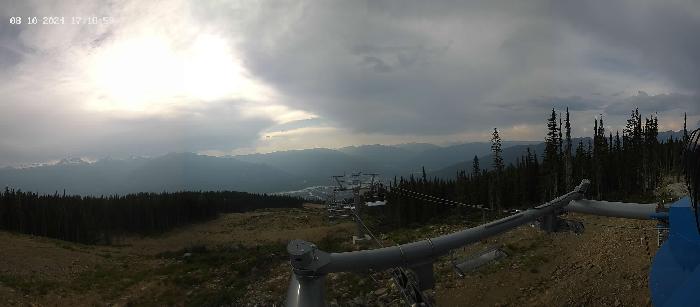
[208,1,518,135]
[553,0,700,93]
[501,91,699,118]
[605,91,700,116]
[353,43,449,73]
[359,56,393,73]
[204,0,698,136]
[501,96,605,112]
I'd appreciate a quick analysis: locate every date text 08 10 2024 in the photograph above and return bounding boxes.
[8,16,113,25]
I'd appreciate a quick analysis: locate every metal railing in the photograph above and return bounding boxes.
[285,178,668,306]
[286,180,591,306]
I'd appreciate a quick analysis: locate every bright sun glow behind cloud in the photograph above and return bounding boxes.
[85,32,271,114]
[2,0,698,167]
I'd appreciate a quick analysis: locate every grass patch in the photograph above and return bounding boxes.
[522,253,549,271]
[479,259,509,275]
[145,243,287,306]
[317,231,351,252]
[0,273,57,295]
[325,272,376,301]
[65,243,288,306]
[71,264,152,300]
[504,241,538,254]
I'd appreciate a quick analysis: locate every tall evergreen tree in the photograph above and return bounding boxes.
[623,108,643,193]
[642,114,660,192]
[684,112,690,145]
[490,128,504,210]
[491,128,504,173]
[613,131,623,194]
[543,109,560,198]
[472,155,480,178]
[592,115,609,198]
[564,108,573,191]
[558,113,563,155]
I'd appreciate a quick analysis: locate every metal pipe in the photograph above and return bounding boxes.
[453,246,507,274]
[286,180,590,306]
[301,180,589,275]
[286,274,326,307]
[565,199,658,220]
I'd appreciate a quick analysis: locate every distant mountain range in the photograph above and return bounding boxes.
[0,131,683,195]
[232,140,537,184]
[0,153,301,195]
[657,130,686,142]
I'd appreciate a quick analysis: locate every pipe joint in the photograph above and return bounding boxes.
[288,239,330,276]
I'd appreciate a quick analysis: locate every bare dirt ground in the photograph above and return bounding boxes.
[0,202,665,306]
[432,213,658,306]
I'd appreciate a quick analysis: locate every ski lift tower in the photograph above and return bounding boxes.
[326,173,384,244]
[350,172,372,244]
[326,175,346,218]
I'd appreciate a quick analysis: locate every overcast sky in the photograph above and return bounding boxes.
[0,0,698,166]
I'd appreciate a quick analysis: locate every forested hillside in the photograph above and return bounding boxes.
[0,189,303,244]
[382,108,690,227]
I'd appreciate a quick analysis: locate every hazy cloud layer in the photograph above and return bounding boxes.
[0,0,698,166]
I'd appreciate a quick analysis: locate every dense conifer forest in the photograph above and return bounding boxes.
[382,108,690,227]
[0,190,303,244]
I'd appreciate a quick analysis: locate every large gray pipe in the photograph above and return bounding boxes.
[286,180,590,307]
[565,199,658,220]
[286,274,326,307]
[322,180,588,274]
[285,179,674,307]
[287,180,590,275]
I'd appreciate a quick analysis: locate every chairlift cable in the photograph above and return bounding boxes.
[391,187,490,211]
[391,186,490,209]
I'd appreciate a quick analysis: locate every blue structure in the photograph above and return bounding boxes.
[650,197,700,307]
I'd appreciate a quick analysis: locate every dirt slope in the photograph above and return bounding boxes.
[0,206,356,306]
[0,205,662,306]
[433,213,657,306]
